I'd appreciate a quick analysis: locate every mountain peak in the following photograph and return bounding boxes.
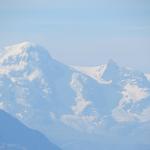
[107,59,118,68]
[8,41,35,48]
[0,42,51,64]
[101,59,120,81]
[0,42,52,74]
[4,41,49,55]
[5,41,36,52]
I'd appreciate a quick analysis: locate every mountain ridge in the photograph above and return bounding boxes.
[0,109,61,150]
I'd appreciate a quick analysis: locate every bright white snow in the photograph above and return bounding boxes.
[121,83,149,103]
[70,73,91,115]
[72,65,112,84]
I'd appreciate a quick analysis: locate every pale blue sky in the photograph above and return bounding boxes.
[0,0,150,72]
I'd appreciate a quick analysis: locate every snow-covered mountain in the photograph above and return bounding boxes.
[74,59,150,123]
[0,42,150,150]
[0,109,60,150]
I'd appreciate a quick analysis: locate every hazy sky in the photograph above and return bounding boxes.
[0,0,150,72]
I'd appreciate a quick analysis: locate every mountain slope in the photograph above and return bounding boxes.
[0,109,60,150]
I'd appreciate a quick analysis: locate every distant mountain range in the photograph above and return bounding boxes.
[0,42,150,150]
